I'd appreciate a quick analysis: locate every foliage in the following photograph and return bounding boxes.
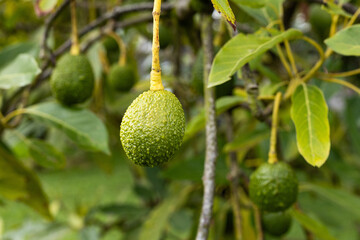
[0,0,359,239]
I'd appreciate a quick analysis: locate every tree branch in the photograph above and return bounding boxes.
[196,14,218,240]
[40,0,71,60]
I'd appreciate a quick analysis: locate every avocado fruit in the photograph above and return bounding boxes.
[51,54,95,106]
[120,90,185,167]
[108,64,137,92]
[249,162,298,212]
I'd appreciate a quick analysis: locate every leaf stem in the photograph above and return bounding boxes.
[107,31,127,66]
[320,77,360,94]
[280,22,298,77]
[268,92,282,164]
[346,8,360,28]
[70,0,80,55]
[276,44,293,78]
[2,108,26,125]
[320,68,360,78]
[300,36,325,83]
[150,0,164,91]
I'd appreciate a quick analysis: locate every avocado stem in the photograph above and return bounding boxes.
[107,31,127,66]
[70,0,80,55]
[150,0,164,91]
[268,92,282,164]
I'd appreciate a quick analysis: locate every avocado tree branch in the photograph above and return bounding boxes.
[40,0,71,60]
[196,14,218,240]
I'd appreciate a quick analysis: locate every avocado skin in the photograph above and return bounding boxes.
[51,54,95,106]
[120,90,185,167]
[249,162,298,212]
[262,211,292,236]
[108,64,137,92]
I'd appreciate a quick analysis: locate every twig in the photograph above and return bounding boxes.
[308,0,360,21]
[196,14,218,240]
[40,0,71,60]
[254,206,264,240]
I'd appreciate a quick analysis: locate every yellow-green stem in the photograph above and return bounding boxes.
[107,31,127,66]
[321,77,360,94]
[347,8,360,28]
[280,22,298,77]
[150,0,164,91]
[300,36,325,83]
[276,44,293,78]
[268,92,282,164]
[321,68,360,78]
[3,108,26,125]
[70,0,80,55]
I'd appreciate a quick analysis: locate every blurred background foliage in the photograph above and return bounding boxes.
[0,0,360,239]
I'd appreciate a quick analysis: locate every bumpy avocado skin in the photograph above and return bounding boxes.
[108,64,137,92]
[249,162,298,212]
[262,211,292,236]
[120,90,185,167]
[51,54,95,106]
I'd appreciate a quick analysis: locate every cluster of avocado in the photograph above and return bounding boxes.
[249,162,298,236]
[51,54,95,106]
[120,90,185,167]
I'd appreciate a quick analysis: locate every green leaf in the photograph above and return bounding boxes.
[184,96,246,141]
[345,97,360,155]
[0,42,37,69]
[139,184,192,240]
[0,54,41,90]
[231,0,266,8]
[24,102,110,155]
[208,29,302,87]
[301,183,360,221]
[290,84,330,167]
[291,209,337,240]
[322,2,352,18]
[28,139,66,169]
[325,24,360,56]
[0,145,51,219]
[211,0,236,28]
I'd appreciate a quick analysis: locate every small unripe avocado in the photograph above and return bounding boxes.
[51,54,95,106]
[103,37,120,65]
[249,162,298,212]
[108,64,137,92]
[120,90,185,167]
[262,211,292,236]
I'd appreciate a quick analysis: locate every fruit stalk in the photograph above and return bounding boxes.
[70,0,80,55]
[268,92,282,164]
[107,31,127,66]
[150,0,164,91]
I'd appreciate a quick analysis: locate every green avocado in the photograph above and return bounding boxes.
[249,162,298,212]
[102,37,120,65]
[191,49,234,97]
[262,211,292,237]
[51,54,95,106]
[309,5,331,40]
[108,64,137,92]
[120,90,185,167]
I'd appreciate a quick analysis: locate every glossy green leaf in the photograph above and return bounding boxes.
[0,146,51,219]
[231,0,266,8]
[291,209,337,240]
[139,184,192,240]
[211,0,236,28]
[0,54,41,89]
[322,2,352,18]
[24,102,110,155]
[184,96,246,141]
[290,84,330,167]
[233,0,285,25]
[302,183,360,220]
[208,29,302,87]
[28,139,66,169]
[0,42,37,69]
[325,25,360,56]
